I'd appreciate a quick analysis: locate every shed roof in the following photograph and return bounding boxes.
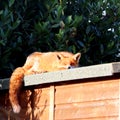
[24,62,120,86]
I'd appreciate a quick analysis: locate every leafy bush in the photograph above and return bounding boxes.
[0,0,119,78]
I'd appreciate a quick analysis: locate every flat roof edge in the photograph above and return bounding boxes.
[24,62,120,86]
[0,62,119,90]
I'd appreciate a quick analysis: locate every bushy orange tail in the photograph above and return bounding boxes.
[9,67,25,113]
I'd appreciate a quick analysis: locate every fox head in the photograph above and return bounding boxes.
[56,52,81,70]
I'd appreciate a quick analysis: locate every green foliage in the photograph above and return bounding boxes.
[0,0,119,78]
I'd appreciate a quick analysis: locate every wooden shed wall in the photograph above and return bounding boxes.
[0,63,119,120]
[0,76,119,120]
[54,77,119,120]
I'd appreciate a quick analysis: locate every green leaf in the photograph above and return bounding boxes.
[77,41,85,47]
[9,0,15,7]
[71,15,82,27]
[86,26,91,34]
[12,19,21,29]
[100,44,104,54]
[66,15,72,25]
[0,10,3,15]
[0,40,5,46]
[0,28,5,38]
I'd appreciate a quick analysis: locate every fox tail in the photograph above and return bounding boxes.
[9,67,25,113]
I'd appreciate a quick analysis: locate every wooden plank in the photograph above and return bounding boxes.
[55,116,119,120]
[49,86,55,120]
[81,117,119,120]
[33,107,49,120]
[119,81,120,120]
[55,79,119,104]
[54,99,119,119]
[31,88,50,106]
[24,62,120,86]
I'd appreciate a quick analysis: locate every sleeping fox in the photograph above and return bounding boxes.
[9,51,81,113]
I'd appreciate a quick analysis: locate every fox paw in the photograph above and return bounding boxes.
[12,105,21,113]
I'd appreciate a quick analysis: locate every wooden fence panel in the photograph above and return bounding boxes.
[54,79,119,120]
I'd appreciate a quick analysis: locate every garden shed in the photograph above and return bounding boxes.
[0,62,120,120]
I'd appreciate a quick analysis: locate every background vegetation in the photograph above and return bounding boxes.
[0,0,120,78]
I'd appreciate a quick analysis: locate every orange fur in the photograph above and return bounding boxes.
[9,51,81,113]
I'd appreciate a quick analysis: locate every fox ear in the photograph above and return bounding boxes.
[73,53,81,63]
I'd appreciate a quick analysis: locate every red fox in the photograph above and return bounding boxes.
[9,51,81,113]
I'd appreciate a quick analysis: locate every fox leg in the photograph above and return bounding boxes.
[9,67,25,113]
